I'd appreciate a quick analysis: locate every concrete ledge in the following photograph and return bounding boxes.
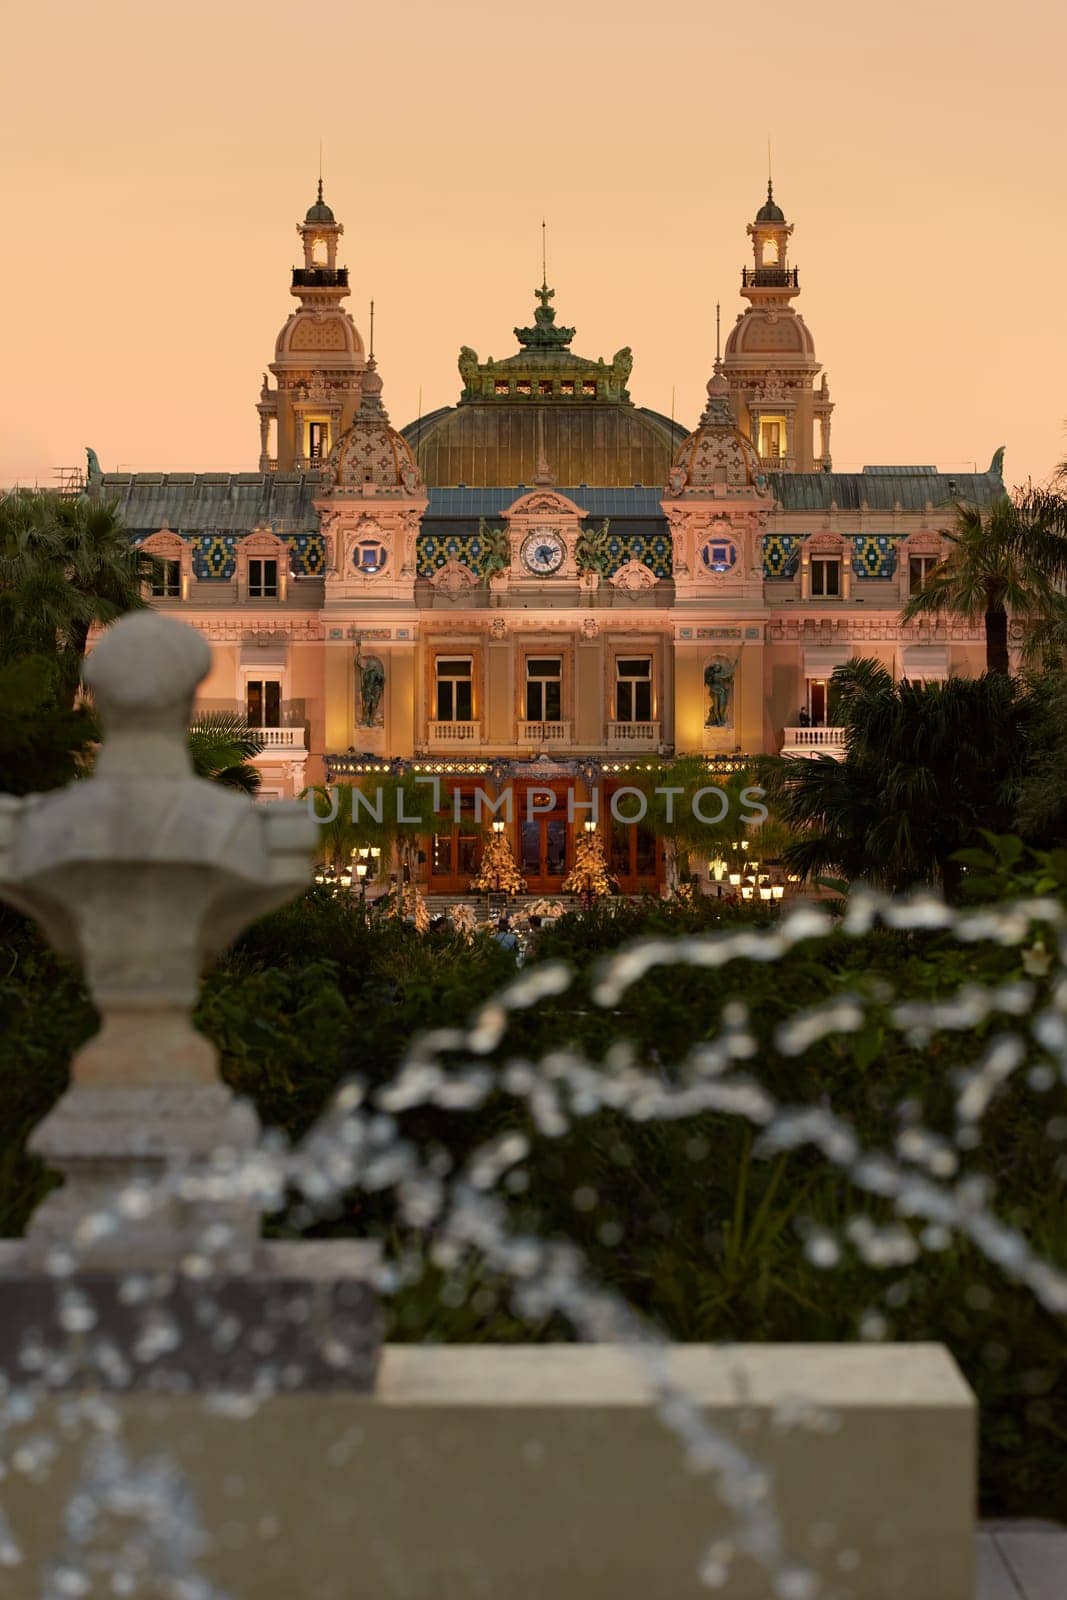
[0,1343,975,1600]
[0,1344,979,1593]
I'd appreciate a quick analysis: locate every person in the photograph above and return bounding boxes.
[798,706,810,727]
[493,916,518,953]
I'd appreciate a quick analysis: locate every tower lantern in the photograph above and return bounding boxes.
[722,181,833,472]
[257,182,367,474]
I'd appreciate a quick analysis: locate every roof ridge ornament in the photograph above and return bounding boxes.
[514,281,575,350]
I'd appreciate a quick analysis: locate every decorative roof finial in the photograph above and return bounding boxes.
[369,298,375,362]
[541,217,548,290]
[715,301,722,370]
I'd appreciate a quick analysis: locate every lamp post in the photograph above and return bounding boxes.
[354,857,368,917]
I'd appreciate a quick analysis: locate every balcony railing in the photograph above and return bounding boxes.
[780,726,846,758]
[741,267,799,289]
[428,720,482,745]
[519,720,571,745]
[254,727,307,751]
[291,267,349,289]
[607,721,660,749]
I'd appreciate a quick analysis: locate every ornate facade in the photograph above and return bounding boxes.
[92,182,1006,893]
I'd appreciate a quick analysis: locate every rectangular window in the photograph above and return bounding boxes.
[759,418,786,458]
[516,380,532,397]
[307,421,329,460]
[151,558,181,598]
[435,657,473,721]
[909,555,939,595]
[810,557,841,598]
[248,558,278,598]
[494,380,510,395]
[538,380,553,396]
[560,380,576,396]
[246,679,281,728]
[582,380,597,397]
[615,657,652,721]
[525,657,562,721]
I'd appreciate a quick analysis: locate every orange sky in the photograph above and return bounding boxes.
[1,0,1064,491]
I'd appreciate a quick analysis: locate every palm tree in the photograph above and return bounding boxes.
[0,489,155,698]
[902,490,1067,674]
[188,713,264,795]
[759,659,1029,896]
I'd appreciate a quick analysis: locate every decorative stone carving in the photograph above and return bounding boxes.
[431,558,480,599]
[0,613,315,1269]
[610,559,657,591]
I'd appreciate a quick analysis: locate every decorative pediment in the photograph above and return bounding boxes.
[235,528,288,559]
[610,559,657,592]
[503,488,587,521]
[804,529,848,555]
[903,529,947,557]
[140,529,184,560]
[430,558,480,599]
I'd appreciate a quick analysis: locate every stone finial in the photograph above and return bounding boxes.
[0,612,316,1267]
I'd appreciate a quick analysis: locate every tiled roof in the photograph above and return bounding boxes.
[95,471,324,535]
[768,468,1006,512]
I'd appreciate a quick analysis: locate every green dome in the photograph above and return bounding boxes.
[305,180,335,224]
[755,180,785,224]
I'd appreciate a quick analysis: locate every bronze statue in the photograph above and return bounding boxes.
[358,655,386,726]
[704,658,736,727]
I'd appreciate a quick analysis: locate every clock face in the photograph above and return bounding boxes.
[521,528,566,575]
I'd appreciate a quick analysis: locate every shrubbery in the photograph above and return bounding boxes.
[2,882,1065,1516]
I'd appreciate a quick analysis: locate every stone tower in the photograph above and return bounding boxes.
[722,182,833,472]
[257,183,367,473]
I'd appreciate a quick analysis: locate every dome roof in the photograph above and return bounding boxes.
[755,180,785,224]
[667,370,766,494]
[305,181,335,225]
[323,361,423,492]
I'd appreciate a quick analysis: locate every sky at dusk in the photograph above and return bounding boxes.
[1,0,1064,491]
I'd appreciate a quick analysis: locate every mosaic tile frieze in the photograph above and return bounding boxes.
[850,534,901,580]
[762,533,802,579]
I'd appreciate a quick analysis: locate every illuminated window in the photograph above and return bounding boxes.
[810,557,841,598]
[151,558,181,598]
[311,238,328,266]
[248,558,278,598]
[560,380,576,396]
[615,658,652,721]
[307,421,329,459]
[582,380,597,397]
[539,380,553,396]
[436,658,473,721]
[759,417,786,458]
[246,679,281,728]
[525,658,562,721]
[701,539,737,573]
[495,380,509,395]
[354,540,388,575]
[516,380,532,397]
[909,555,939,595]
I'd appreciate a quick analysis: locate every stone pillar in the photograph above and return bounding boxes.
[0,610,380,1387]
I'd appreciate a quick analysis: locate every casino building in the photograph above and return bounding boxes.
[89,180,1005,894]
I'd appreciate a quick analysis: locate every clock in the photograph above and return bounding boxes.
[520,528,566,576]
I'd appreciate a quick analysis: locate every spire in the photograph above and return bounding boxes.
[369,298,375,361]
[305,172,335,224]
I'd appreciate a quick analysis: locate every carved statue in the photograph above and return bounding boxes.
[358,654,386,726]
[704,658,736,728]
[611,346,633,392]
[85,446,102,480]
[575,517,611,575]
[477,519,511,579]
[458,346,480,394]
